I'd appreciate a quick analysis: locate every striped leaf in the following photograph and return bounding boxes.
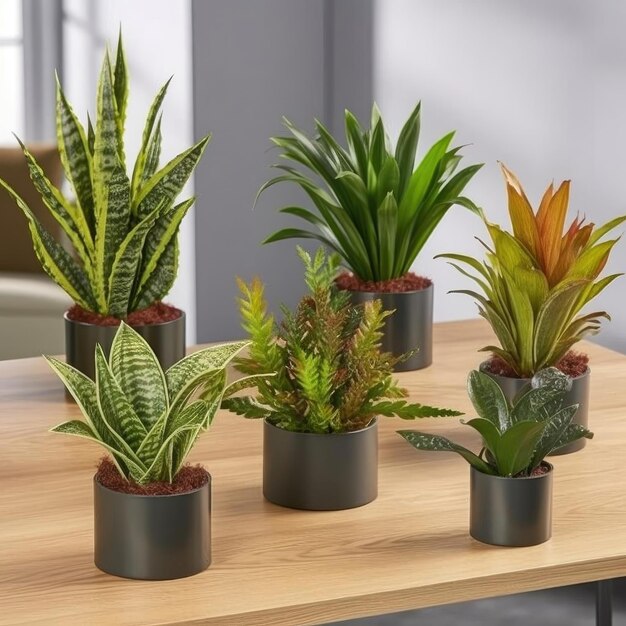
[50,420,146,481]
[140,115,162,188]
[141,401,207,483]
[166,341,249,410]
[44,356,136,458]
[112,32,128,168]
[95,344,147,452]
[93,50,120,224]
[87,113,95,155]
[17,140,94,277]
[95,162,131,303]
[132,236,178,310]
[135,197,194,296]
[171,397,221,477]
[107,204,162,317]
[0,181,96,310]
[131,78,171,197]
[56,79,95,234]
[135,412,167,466]
[109,323,168,430]
[133,134,211,219]
[221,373,274,399]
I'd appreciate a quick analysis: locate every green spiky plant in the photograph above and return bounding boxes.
[224,246,461,434]
[399,368,593,477]
[438,164,625,378]
[259,104,483,282]
[0,34,210,319]
[47,323,259,484]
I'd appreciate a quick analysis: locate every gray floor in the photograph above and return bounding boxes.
[330,579,625,625]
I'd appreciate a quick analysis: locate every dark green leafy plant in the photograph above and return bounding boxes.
[0,34,210,318]
[48,323,253,483]
[399,368,593,477]
[223,246,461,433]
[259,104,483,282]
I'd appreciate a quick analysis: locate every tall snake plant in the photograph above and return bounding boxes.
[48,323,263,483]
[0,34,210,318]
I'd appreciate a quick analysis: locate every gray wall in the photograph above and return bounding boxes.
[374,0,626,353]
[192,0,372,342]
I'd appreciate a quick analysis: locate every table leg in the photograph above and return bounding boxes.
[596,579,613,626]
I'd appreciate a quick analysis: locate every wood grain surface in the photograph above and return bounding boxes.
[1,319,625,625]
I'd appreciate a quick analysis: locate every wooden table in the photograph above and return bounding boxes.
[1,319,624,625]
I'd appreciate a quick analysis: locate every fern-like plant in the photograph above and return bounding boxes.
[48,323,251,483]
[260,104,482,282]
[399,368,593,477]
[224,246,461,433]
[438,164,625,377]
[0,34,210,318]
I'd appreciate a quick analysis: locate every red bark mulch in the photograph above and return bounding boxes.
[67,301,182,327]
[95,457,208,495]
[484,351,589,379]
[528,463,551,477]
[335,272,432,293]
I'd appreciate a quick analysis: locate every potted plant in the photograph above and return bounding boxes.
[259,104,483,371]
[439,164,624,453]
[47,322,251,580]
[399,368,593,547]
[0,35,210,379]
[223,246,461,511]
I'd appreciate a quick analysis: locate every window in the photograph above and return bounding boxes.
[0,0,24,144]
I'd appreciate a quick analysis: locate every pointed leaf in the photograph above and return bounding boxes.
[95,344,148,452]
[398,430,497,474]
[55,78,95,233]
[107,203,162,317]
[109,323,168,430]
[0,181,96,310]
[467,370,509,431]
[495,420,546,476]
[133,134,211,219]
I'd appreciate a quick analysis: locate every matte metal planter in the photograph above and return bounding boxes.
[263,419,378,510]
[64,311,185,380]
[94,472,211,580]
[480,361,590,455]
[346,284,433,371]
[469,463,553,547]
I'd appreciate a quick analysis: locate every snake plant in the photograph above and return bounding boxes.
[0,34,210,318]
[48,323,259,484]
[399,368,593,477]
[260,104,483,282]
[225,246,461,433]
[438,164,625,377]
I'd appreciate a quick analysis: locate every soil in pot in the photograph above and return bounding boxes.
[483,350,589,379]
[335,271,432,293]
[67,301,182,327]
[96,457,208,495]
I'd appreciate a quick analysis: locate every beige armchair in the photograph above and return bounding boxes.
[0,144,71,360]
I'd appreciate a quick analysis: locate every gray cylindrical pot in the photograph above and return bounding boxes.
[346,284,433,371]
[480,361,590,455]
[263,419,378,511]
[94,472,211,580]
[65,311,185,380]
[470,463,553,547]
